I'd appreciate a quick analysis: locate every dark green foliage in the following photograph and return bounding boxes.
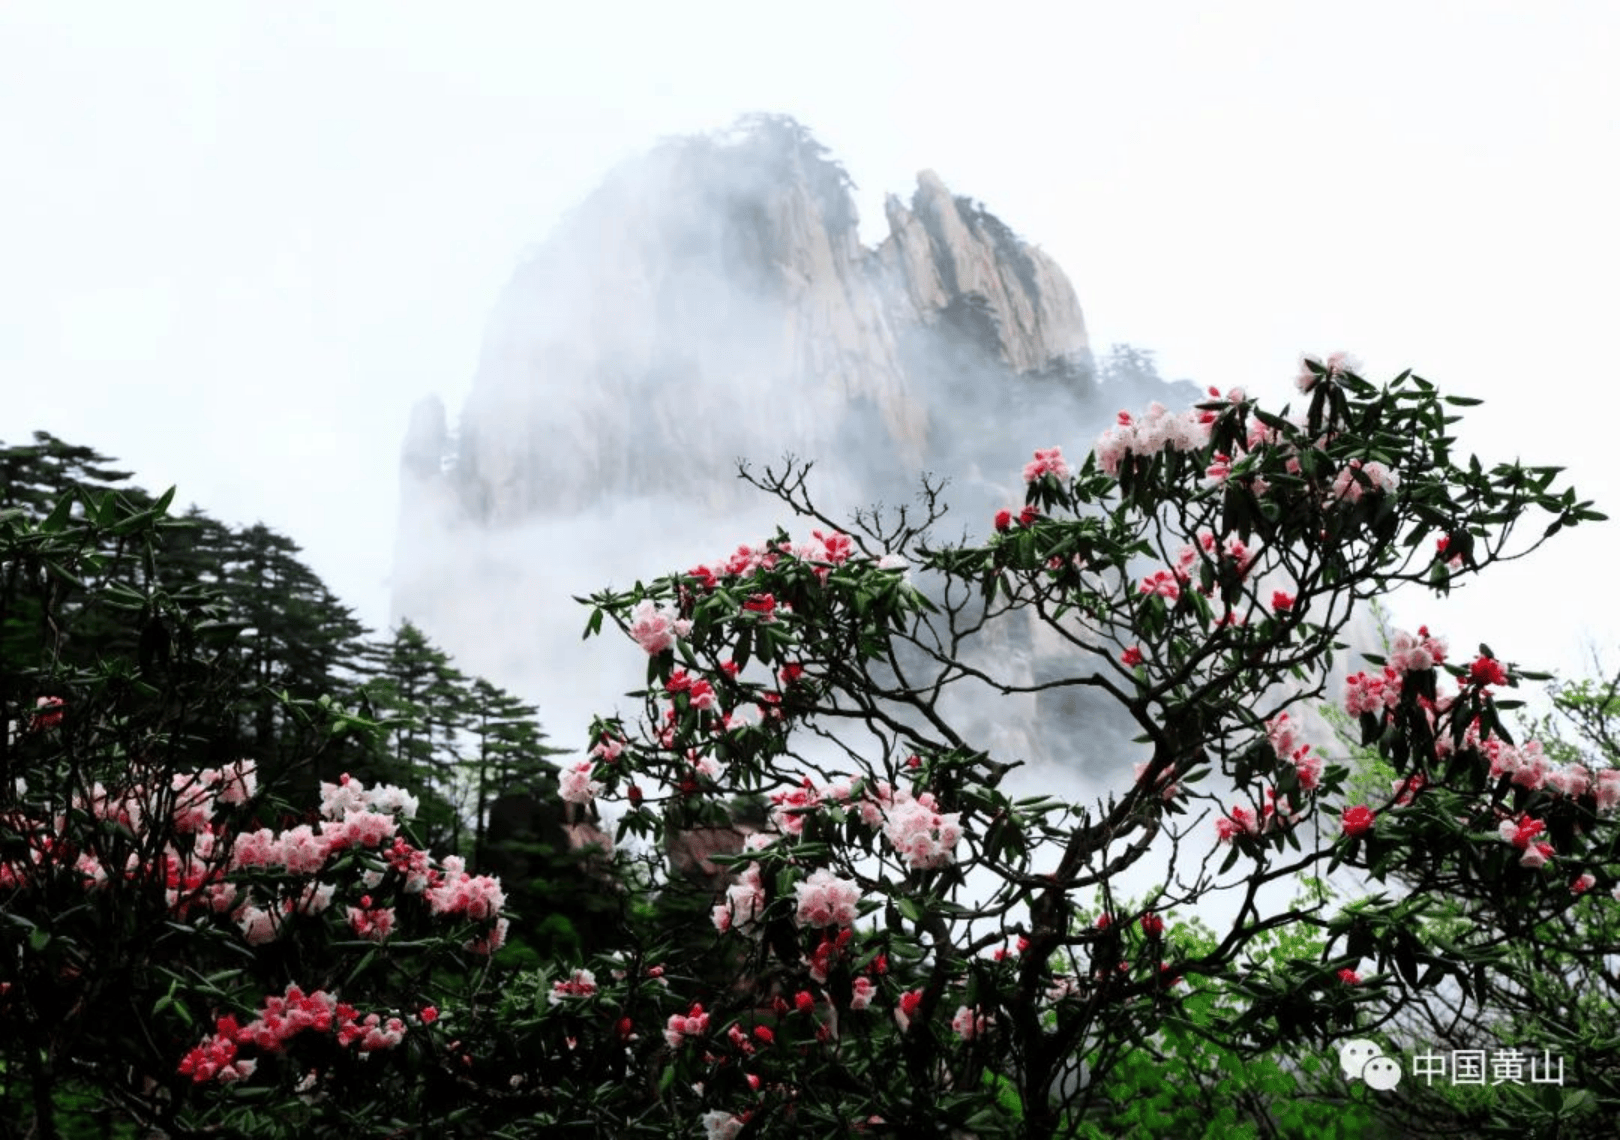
[0,433,607,1135]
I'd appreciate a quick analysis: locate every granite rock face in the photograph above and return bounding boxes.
[390,116,1196,773]
[421,115,1094,528]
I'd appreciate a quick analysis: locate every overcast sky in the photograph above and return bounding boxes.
[4,1,1618,713]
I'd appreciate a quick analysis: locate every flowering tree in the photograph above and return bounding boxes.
[0,483,511,1136]
[546,358,1609,1137]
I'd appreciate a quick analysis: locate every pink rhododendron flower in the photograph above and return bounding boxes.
[850,976,876,1011]
[1023,446,1070,484]
[879,790,962,870]
[712,863,766,934]
[793,869,862,928]
[1139,569,1181,601]
[951,1005,991,1040]
[234,903,281,946]
[1298,351,1357,392]
[1571,873,1596,895]
[1511,749,1551,792]
[216,759,258,806]
[1214,805,1259,843]
[1344,666,1401,717]
[769,778,823,836]
[1094,400,1213,476]
[1331,458,1399,504]
[664,1003,710,1048]
[1388,627,1447,673]
[549,969,598,1005]
[1337,968,1361,985]
[628,599,679,655]
[1595,769,1620,812]
[590,734,625,762]
[346,904,396,942]
[558,760,602,805]
[1520,841,1554,870]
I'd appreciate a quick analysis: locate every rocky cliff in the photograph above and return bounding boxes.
[391,115,1201,775]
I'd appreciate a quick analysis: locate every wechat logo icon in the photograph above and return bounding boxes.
[1339,1038,1402,1091]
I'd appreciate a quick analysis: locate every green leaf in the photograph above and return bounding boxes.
[40,490,75,533]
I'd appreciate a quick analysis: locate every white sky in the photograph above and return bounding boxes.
[3,1,1618,712]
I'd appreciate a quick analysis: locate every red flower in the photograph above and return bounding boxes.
[1337,968,1361,985]
[1121,646,1144,668]
[743,594,777,616]
[794,991,815,1014]
[1341,805,1376,838]
[994,509,1013,532]
[31,696,64,731]
[420,1005,438,1025]
[1271,591,1295,612]
[753,1025,774,1044]
[1469,655,1508,688]
[1140,913,1164,938]
[1018,505,1039,527]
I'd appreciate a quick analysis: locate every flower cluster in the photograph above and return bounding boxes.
[1342,805,1377,838]
[559,760,604,805]
[1499,815,1555,869]
[872,786,962,871]
[549,969,599,1005]
[793,868,863,928]
[1214,805,1261,843]
[711,860,767,934]
[629,599,687,656]
[1330,457,1400,503]
[32,695,64,730]
[951,1004,992,1041]
[1267,713,1323,792]
[1344,665,1402,717]
[178,983,407,1084]
[663,1002,711,1049]
[1022,446,1071,484]
[1094,403,1215,477]
[1296,351,1357,393]
[1388,626,1448,673]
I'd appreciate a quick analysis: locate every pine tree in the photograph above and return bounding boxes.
[352,620,476,851]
